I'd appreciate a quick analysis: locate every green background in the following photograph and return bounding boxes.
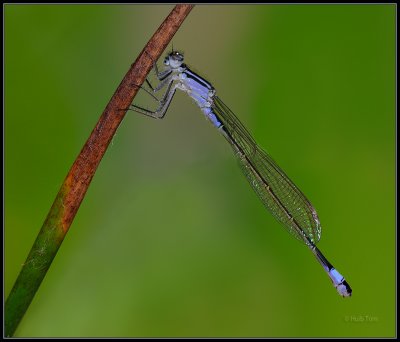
[5,4,395,337]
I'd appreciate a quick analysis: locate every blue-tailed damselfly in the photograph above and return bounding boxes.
[130,50,352,297]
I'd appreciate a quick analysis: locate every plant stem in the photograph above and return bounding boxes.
[5,4,194,337]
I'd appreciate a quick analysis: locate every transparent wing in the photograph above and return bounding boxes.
[212,96,321,245]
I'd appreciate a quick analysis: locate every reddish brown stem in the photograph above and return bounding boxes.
[5,4,194,337]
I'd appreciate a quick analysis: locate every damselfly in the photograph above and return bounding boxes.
[130,50,352,297]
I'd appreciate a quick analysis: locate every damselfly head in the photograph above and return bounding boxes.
[164,51,184,68]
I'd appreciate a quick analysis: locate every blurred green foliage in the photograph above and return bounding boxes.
[5,4,395,337]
